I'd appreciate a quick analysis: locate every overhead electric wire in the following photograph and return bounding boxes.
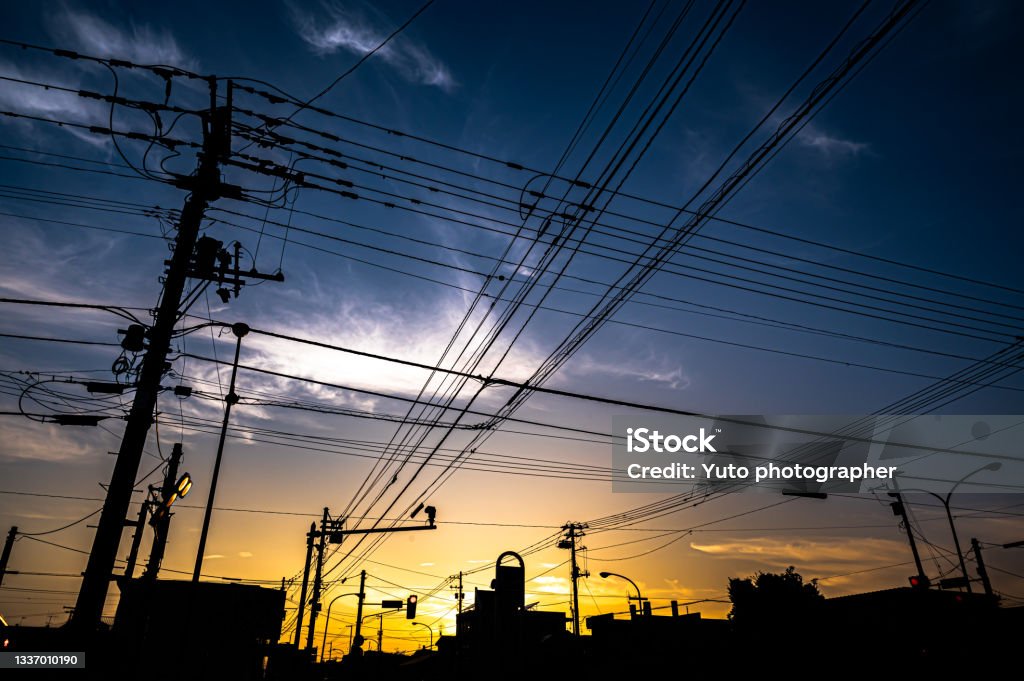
[224,147,1019,344]
[323,0,742,581]
[201,163,1024,336]
[6,15,1015,602]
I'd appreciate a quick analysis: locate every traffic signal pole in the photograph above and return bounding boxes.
[297,510,436,655]
[889,492,927,585]
[72,79,229,632]
[352,569,367,654]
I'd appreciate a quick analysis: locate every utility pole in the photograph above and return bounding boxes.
[559,522,588,636]
[972,538,994,597]
[193,323,249,582]
[143,442,183,580]
[452,571,464,614]
[295,522,315,648]
[888,492,927,587]
[306,507,329,651]
[71,78,233,632]
[122,502,149,580]
[352,570,367,654]
[296,508,435,653]
[0,526,16,589]
[376,613,383,652]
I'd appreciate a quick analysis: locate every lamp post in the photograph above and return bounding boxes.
[412,621,433,649]
[900,462,1001,593]
[599,571,646,617]
[319,592,360,663]
[193,322,248,582]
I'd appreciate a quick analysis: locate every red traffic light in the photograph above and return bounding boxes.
[908,575,931,589]
[406,595,417,619]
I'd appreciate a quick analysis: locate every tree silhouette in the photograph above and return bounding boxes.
[728,566,823,633]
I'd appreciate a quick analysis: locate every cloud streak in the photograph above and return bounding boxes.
[288,1,454,92]
[797,125,869,158]
[568,352,691,390]
[690,536,907,569]
[0,60,111,147]
[48,9,195,69]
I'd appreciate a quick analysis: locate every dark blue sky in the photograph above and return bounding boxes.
[1,0,1022,634]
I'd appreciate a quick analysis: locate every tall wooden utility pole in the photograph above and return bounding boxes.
[72,79,232,632]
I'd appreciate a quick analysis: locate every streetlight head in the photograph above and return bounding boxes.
[175,473,193,499]
[599,571,611,579]
[984,462,1002,472]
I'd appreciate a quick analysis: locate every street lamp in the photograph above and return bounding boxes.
[319,592,360,663]
[599,571,646,617]
[412,621,434,649]
[900,462,1001,593]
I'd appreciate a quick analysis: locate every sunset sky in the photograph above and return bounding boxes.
[1,0,1023,654]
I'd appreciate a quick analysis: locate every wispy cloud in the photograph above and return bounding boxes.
[530,575,569,595]
[797,125,869,158]
[243,288,546,414]
[0,418,105,463]
[568,352,691,390]
[0,8,196,145]
[690,536,906,569]
[0,60,110,146]
[288,1,454,92]
[48,9,195,69]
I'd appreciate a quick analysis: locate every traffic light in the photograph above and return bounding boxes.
[908,575,931,589]
[406,595,417,619]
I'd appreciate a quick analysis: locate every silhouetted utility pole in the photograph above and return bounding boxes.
[295,522,316,648]
[451,571,464,614]
[306,507,330,651]
[301,507,437,655]
[353,569,367,654]
[122,500,149,580]
[193,323,249,582]
[0,526,16,589]
[71,78,234,632]
[559,522,588,635]
[144,442,183,580]
[972,538,994,597]
[888,492,928,587]
[376,613,383,652]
